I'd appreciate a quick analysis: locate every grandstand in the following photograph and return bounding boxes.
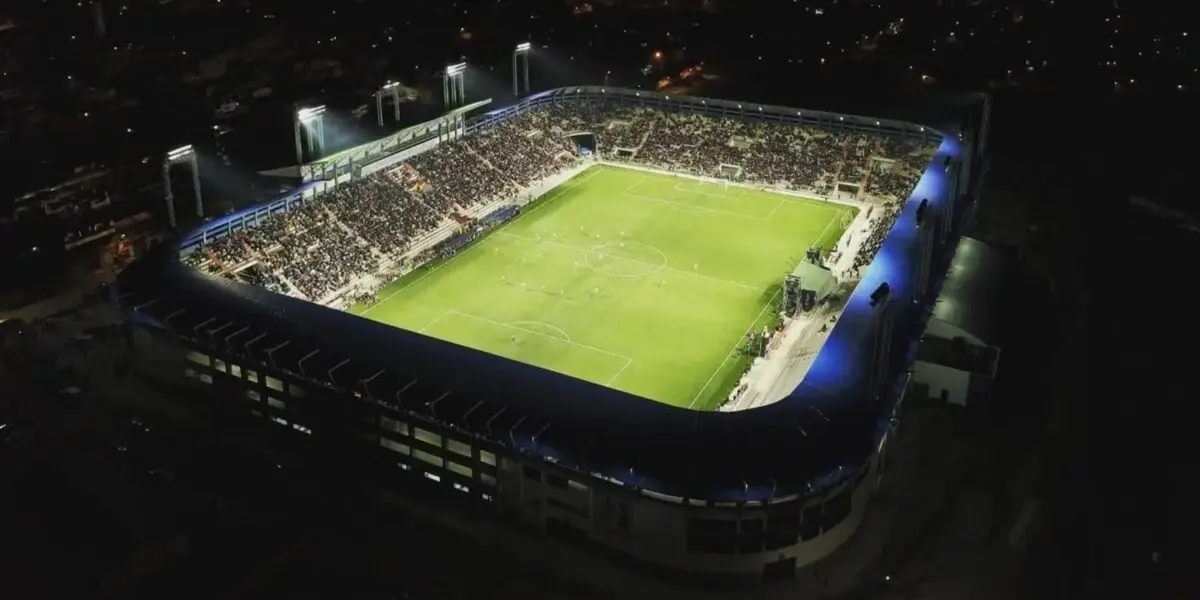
[115,87,983,584]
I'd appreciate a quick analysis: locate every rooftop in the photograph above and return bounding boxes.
[915,334,1000,377]
[929,236,1017,347]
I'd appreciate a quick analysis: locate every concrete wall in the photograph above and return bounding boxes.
[912,360,971,405]
[137,328,883,583]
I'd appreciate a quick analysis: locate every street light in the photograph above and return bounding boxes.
[444,62,466,110]
[376,81,401,127]
[293,105,326,166]
[513,42,532,97]
[162,144,202,228]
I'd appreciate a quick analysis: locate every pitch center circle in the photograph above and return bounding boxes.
[584,242,668,278]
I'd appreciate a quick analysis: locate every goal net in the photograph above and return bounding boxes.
[718,164,743,179]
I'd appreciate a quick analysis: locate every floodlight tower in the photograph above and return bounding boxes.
[376,82,402,128]
[513,42,531,97]
[293,105,326,165]
[161,144,202,228]
[443,62,466,110]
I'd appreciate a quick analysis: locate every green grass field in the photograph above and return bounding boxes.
[351,165,855,410]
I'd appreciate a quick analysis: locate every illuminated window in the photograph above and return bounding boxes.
[480,450,496,466]
[213,359,227,373]
[265,376,284,391]
[230,364,242,378]
[184,368,213,385]
[447,438,471,457]
[413,449,443,468]
[186,351,210,366]
[414,427,441,446]
[381,416,408,435]
[246,370,258,383]
[246,390,261,402]
[382,438,410,455]
[448,461,472,478]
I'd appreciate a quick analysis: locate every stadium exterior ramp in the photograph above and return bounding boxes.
[113,86,982,584]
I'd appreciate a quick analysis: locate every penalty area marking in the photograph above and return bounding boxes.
[443,310,634,387]
[508,321,573,343]
[445,309,633,373]
[672,181,746,201]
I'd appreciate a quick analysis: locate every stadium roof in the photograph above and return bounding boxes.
[930,236,1016,347]
[309,99,493,169]
[789,262,837,300]
[113,88,971,503]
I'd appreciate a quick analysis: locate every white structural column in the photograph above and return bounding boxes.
[513,42,531,97]
[294,105,327,165]
[444,63,466,110]
[377,82,401,128]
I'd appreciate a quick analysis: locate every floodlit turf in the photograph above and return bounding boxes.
[351,165,855,410]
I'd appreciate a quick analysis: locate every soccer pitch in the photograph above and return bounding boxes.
[352,165,855,410]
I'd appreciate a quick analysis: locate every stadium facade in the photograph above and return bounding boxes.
[112,87,985,584]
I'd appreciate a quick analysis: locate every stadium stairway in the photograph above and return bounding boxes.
[321,206,387,260]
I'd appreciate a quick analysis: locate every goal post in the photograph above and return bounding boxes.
[718,163,743,179]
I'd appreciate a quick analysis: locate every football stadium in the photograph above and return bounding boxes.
[113,86,986,583]
[353,165,857,410]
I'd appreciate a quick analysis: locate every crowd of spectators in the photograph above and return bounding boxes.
[324,177,440,255]
[186,101,932,303]
[848,201,905,277]
[264,203,376,300]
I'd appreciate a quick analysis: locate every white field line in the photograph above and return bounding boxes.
[672,182,746,202]
[494,231,766,292]
[447,310,633,383]
[361,167,605,316]
[812,207,851,249]
[606,359,633,386]
[508,320,572,343]
[417,309,453,333]
[687,287,782,410]
[622,175,648,193]
[764,197,787,220]
[621,191,768,221]
[620,190,842,223]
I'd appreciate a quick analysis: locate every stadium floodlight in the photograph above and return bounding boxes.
[294,105,327,164]
[513,43,532,96]
[444,63,467,109]
[297,105,326,123]
[167,144,193,160]
[378,82,402,127]
[162,144,203,228]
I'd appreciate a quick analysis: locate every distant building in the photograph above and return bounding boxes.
[910,236,1014,406]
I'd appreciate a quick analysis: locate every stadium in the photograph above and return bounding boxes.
[112,86,984,583]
